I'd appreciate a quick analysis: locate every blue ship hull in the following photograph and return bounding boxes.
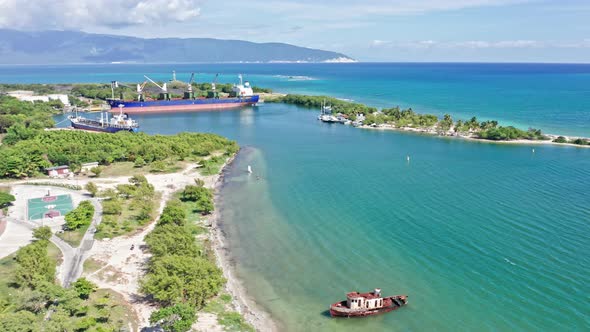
[71,121,138,133]
[108,95,259,114]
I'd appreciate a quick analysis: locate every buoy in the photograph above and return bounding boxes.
[532,148,535,153]
[406,155,410,162]
[247,165,252,174]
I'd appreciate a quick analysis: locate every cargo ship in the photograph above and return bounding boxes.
[70,107,139,133]
[107,73,259,114]
[329,288,408,318]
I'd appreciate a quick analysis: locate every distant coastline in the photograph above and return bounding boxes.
[265,94,590,148]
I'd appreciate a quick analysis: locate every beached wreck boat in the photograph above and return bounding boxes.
[329,288,408,318]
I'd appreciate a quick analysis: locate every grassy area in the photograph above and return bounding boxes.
[98,162,138,177]
[198,155,227,176]
[95,192,161,239]
[203,293,255,332]
[56,224,89,247]
[98,160,187,178]
[86,288,140,332]
[83,257,104,275]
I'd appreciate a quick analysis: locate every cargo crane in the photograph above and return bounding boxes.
[144,75,169,100]
[183,72,196,99]
[208,73,220,99]
[211,73,219,91]
[111,80,148,101]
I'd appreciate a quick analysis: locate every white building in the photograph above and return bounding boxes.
[7,90,70,106]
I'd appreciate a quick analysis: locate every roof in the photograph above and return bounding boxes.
[347,291,381,300]
[45,165,69,171]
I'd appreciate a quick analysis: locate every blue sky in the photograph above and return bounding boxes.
[2,0,590,62]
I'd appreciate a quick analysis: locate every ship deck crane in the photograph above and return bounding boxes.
[111,80,148,101]
[144,75,167,93]
[211,73,219,91]
[187,72,195,92]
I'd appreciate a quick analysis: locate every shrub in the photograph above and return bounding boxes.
[85,182,98,197]
[64,200,94,230]
[90,166,103,177]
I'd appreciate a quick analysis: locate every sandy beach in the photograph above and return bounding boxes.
[359,124,590,148]
[207,156,279,332]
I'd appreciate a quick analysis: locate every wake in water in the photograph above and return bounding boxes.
[273,75,316,81]
[504,258,517,266]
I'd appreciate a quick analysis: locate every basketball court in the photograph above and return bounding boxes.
[27,193,74,220]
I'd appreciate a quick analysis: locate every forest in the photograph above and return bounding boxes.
[0,128,238,178]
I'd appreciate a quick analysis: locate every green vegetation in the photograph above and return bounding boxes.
[552,135,589,146]
[0,96,60,146]
[0,234,137,331]
[203,294,255,332]
[0,83,58,95]
[22,182,82,190]
[218,311,255,332]
[96,175,159,239]
[572,138,589,145]
[275,94,377,116]
[0,129,238,179]
[149,303,197,332]
[181,184,214,215]
[85,182,98,197]
[252,86,272,93]
[274,94,557,142]
[199,155,227,176]
[90,166,102,177]
[0,191,15,208]
[64,200,94,230]
[13,239,56,288]
[32,226,52,241]
[477,127,548,141]
[141,194,226,331]
[58,200,94,247]
[72,277,97,299]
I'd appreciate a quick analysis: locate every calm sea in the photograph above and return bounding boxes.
[5,63,590,331]
[2,62,589,136]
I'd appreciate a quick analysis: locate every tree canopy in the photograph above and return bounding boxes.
[0,191,15,208]
[64,200,94,230]
[0,130,238,179]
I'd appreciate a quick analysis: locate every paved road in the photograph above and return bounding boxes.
[62,197,103,287]
[2,192,103,288]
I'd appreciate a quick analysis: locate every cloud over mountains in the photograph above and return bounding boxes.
[0,0,201,29]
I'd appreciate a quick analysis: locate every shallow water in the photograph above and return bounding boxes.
[62,103,589,331]
[37,63,590,330]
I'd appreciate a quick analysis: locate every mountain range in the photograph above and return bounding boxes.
[0,29,354,64]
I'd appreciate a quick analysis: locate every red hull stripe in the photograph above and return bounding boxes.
[109,102,255,114]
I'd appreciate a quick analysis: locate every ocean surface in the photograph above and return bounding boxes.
[2,62,590,136]
[8,63,590,331]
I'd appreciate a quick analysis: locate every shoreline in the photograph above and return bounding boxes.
[209,151,279,332]
[357,124,590,148]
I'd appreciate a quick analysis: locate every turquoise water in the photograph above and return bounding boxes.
[57,104,589,331]
[3,63,590,136]
[21,63,590,330]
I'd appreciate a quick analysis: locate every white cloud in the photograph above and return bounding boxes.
[0,0,202,30]
[238,0,532,20]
